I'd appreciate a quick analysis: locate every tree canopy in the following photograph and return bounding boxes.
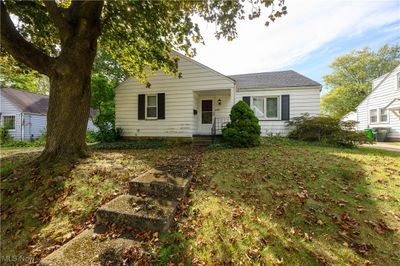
[321,44,400,118]
[0,0,287,162]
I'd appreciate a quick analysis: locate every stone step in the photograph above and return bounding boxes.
[40,226,144,266]
[96,195,177,232]
[129,169,191,199]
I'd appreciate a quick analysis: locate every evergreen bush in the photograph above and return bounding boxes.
[222,101,261,147]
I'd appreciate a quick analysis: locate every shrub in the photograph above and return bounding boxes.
[86,130,98,143]
[286,114,372,147]
[86,127,123,143]
[222,101,261,147]
[0,126,13,144]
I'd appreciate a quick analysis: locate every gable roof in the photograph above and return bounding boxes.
[229,70,321,89]
[1,87,49,114]
[1,87,98,117]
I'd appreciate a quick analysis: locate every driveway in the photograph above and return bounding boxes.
[362,142,400,153]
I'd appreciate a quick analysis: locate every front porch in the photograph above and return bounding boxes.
[193,89,232,136]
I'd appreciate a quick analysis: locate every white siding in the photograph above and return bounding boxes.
[235,87,321,136]
[355,66,400,140]
[87,119,97,132]
[0,94,23,140]
[23,113,47,140]
[115,55,234,138]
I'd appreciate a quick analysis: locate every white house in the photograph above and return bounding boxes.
[115,53,321,140]
[0,87,97,141]
[343,65,400,141]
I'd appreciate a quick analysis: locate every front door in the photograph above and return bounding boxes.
[198,99,213,134]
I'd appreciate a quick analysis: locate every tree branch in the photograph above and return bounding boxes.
[43,0,70,38]
[0,1,55,76]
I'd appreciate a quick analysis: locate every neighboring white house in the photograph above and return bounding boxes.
[0,87,97,141]
[115,53,321,139]
[342,65,400,141]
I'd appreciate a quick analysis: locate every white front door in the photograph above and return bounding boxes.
[198,98,213,135]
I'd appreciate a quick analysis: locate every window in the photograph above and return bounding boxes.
[252,96,279,119]
[379,108,388,123]
[369,109,377,123]
[146,95,157,119]
[2,115,15,130]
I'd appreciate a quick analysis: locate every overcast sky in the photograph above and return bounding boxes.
[192,0,400,92]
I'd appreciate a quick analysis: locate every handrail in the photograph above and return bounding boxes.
[211,117,230,142]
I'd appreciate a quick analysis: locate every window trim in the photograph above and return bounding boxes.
[379,108,389,123]
[369,108,389,124]
[251,96,280,120]
[145,94,158,120]
[2,114,16,131]
[369,109,378,124]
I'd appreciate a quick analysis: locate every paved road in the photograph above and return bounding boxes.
[362,142,400,153]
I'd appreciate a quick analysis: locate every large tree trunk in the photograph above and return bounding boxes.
[38,21,101,164]
[38,64,93,163]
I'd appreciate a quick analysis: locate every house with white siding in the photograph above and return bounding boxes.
[115,53,321,139]
[342,65,400,141]
[0,87,97,141]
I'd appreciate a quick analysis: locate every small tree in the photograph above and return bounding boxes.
[222,101,261,147]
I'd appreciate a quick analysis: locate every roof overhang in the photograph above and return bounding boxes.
[385,98,400,111]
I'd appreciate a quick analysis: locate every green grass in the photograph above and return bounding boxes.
[2,140,399,265]
[159,139,400,265]
[0,145,193,260]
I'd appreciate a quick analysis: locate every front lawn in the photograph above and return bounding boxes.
[0,145,196,261]
[160,139,400,265]
[1,140,399,265]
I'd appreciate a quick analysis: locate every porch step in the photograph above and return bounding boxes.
[129,169,191,200]
[40,226,143,266]
[192,136,213,146]
[96,195,177,232]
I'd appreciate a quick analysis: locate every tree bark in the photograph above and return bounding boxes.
[38,3,104,163]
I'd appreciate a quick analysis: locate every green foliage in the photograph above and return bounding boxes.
[0,125,13,144]
[86,131,98,144]
[322,44,400,118]
[1,132,46,147]
[222,101,261,147]
[90,74,123,143]
[2,0,286,84]
[286,114,372,147]
[0,51,49,93]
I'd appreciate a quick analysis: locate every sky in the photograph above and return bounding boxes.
[191,0,400,93]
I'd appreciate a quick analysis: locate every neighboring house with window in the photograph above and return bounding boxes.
[342,65,400,141]
[0,87,97,141]
[115,53,321,139]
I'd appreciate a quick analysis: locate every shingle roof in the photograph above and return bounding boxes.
[1,87,49,114]
[229,70,321,89]
[0,87,98,117]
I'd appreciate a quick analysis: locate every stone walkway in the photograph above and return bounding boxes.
[362,142,400,153]
[40,151,202,265]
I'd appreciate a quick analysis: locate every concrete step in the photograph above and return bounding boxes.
[96,195,177,232]
[40,226,144,266]
[192,139,213,146]
[129,169,191,200]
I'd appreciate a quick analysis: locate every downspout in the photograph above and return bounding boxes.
[21,112,24,141]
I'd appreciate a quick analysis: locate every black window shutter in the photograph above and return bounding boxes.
[158,93,165,119]
[281,95,290,120]
[243,96,251,106]
[138,94,145,120]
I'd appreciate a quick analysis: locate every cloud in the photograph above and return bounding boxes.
[192,0,400,75]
